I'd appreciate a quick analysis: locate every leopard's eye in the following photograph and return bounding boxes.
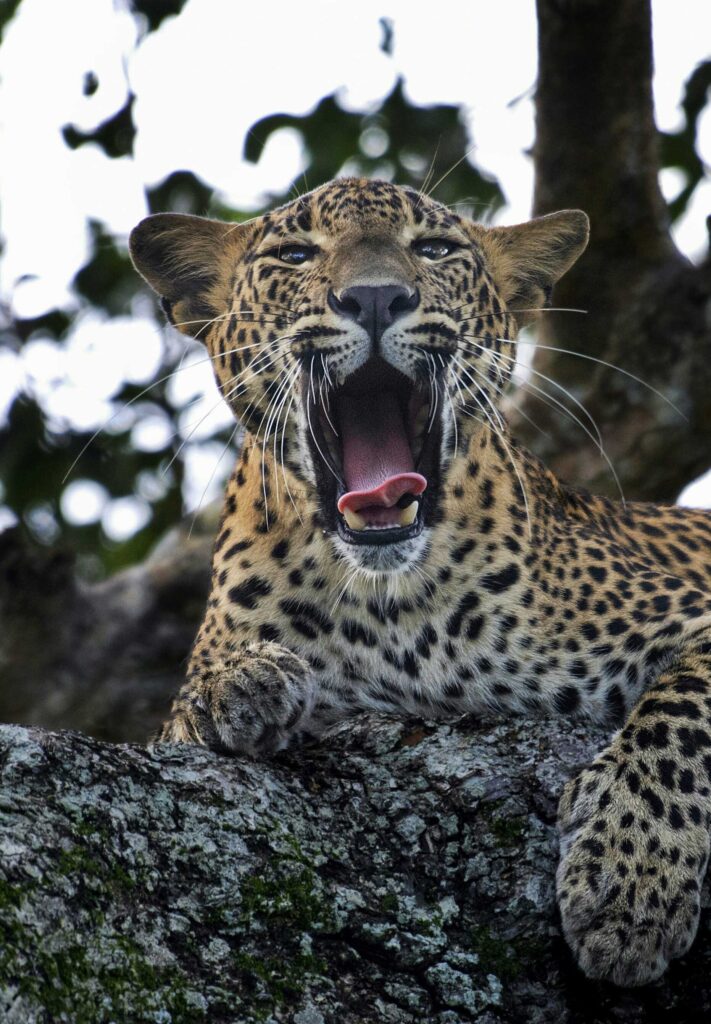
[274,244,317,266]
[412,238,460,260]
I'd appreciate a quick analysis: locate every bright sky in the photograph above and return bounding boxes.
[1,0,710,535]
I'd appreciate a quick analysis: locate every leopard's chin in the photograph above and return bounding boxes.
[301,356,444,564]
[334,527,432,574]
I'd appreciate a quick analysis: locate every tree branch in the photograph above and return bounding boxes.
[2,716,710,1021]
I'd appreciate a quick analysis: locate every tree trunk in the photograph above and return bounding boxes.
[1,715,710,1023]
[509,0,711,501]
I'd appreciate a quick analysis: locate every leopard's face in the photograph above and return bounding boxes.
[223,180,510,574]
[130,178,588,574]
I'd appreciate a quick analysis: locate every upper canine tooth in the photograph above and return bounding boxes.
[343,507,366,530]
[399,501,418,526]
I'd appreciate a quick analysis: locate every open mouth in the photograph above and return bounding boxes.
[304,357,443,546]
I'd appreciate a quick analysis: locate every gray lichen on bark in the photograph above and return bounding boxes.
[1,716,710,1023]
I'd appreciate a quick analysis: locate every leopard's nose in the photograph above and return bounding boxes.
[328,285,419,345]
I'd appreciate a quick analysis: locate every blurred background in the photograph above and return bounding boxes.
[1,0,709,581]
[0,0,710,740]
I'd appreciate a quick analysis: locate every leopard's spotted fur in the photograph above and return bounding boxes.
[130,178,711,986]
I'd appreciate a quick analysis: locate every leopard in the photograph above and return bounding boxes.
[129,177,711,988]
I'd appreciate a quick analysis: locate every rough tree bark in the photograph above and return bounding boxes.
[1,715,710,1024]
[509,0,711,501]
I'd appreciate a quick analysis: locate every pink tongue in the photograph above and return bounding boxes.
[336,392,427,514]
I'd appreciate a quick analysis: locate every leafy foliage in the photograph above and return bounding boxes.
[0,0,22,44]
[62,95,137,160]
[659,60,711,222]
[245,77,504,217]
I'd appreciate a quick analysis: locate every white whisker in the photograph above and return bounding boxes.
[497,336,686,422]
[459,337,603,449]
[253,364,299,527]
[330,565,361,615]
[187,420,242,538]
[455,338,626,504]
[279,387,303,524]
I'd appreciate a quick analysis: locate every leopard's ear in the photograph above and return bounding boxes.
[129,213,248,339]
[474,210,589,329]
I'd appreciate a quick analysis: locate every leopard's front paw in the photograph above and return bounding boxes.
[161,641,313,756]
[556,757,709,986]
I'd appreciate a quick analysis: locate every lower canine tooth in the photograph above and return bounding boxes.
[343,508,366,530]
[399,501,418,527]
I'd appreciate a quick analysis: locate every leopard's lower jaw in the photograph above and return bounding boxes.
[336,501,424,549]
[333,528,430,574]
[341,499,419,532]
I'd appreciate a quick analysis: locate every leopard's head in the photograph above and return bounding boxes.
[130,178,588,573]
